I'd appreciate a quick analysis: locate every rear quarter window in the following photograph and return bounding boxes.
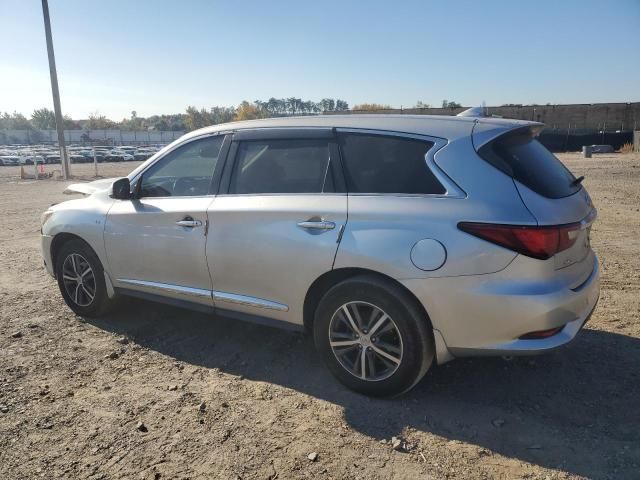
[478,128,579,199]
[337,133,444,195]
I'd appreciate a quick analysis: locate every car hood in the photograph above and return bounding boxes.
[63,178,118,196]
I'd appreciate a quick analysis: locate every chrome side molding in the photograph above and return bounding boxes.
[117,278,212,299]
[213,290,289,312]
[117,278,290,312]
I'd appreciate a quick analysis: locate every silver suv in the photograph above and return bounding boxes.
[40,115,599,396]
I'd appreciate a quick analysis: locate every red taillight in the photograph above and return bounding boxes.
[458,222,580,260]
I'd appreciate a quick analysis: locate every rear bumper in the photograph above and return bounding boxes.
[402,254,600,361]
[41,234,55,278]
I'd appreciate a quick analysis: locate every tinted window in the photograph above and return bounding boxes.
[337,133,443,194]
[140,135,224,197]
[229,139,331,194]
[478,129,579,199]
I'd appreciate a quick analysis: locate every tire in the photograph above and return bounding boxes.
[313,274,435,397]
[55,239,113,317]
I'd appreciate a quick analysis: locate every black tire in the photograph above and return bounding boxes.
[313,274,435,397]
[55,239,113,317]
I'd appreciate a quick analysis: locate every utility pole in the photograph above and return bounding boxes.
[41,0,70,179]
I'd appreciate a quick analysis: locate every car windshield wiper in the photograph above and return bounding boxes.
[571,175,585,187]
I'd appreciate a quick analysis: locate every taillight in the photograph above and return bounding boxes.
[458,222,581,260]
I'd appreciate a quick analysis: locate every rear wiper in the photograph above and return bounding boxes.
[571,175,585,187]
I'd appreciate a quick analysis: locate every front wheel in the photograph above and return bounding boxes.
[55,239,113,317]
[313,275,435,397]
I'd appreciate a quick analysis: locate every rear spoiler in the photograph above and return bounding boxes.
[471,121,544,152]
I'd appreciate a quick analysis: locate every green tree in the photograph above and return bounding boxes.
[0,111,32,129]
[335,99,349,111]
[31,108,57,129]
[442,100,462,109]
[87,111,116,129]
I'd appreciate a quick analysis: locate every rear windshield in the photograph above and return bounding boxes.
[478,128,580,199]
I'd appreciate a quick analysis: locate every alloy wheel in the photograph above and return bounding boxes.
[61,253,96,307]
[328,301,403,381]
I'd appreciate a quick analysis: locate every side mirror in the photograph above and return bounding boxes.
[112,177,132,199]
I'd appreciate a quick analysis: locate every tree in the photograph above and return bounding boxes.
[414,101,431,109]
[31,108,57,129]
[210,106,236,125]
[318,98,336,112]
[234,101,265,121]
[442,100,462,109]
[0,111,32,129]
[184,106,211,131]
[86,111,116,129]
[335,99,349,111]
[352,103,391,111]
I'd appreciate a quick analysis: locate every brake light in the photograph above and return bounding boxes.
[458,222,581,260]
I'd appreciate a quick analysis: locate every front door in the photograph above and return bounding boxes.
[104,134,226,306]
[206,130,347,325]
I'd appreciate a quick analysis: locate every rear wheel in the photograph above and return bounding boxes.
[55,239,113,317]
[314,275,434,397]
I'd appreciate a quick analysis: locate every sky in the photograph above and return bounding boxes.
[1,0,639,120]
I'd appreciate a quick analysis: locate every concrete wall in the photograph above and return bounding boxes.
[336,102,640,131]
[0,129,185,145]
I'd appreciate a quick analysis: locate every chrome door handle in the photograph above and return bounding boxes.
[297,220,336,230]
[176,217,202,228]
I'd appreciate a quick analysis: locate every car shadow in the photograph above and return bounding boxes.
[85,298,639,478]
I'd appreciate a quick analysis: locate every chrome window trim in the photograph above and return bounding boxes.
[117,279,212,299]
[335,128,466,199]
[213,290,289,312]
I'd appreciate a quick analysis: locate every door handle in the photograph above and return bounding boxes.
[297,220,336,230]
[176,217,202,228]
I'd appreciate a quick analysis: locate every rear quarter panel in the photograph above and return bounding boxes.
[335,135,537,280]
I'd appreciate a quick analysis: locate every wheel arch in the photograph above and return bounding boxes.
[303,267,433,334]
[50,232,93,276]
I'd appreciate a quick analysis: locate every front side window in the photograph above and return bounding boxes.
[139,135,224,197]
[337,133,444,194]
[229,139,332,194]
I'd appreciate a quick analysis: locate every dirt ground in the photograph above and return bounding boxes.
[1,154,639,480]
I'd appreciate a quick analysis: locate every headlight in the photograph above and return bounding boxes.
[40,210,55,228]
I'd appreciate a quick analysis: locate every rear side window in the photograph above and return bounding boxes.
[337,133,444,194]
[229,139,331,194]
[478,128,579,199]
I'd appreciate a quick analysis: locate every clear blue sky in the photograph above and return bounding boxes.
[1,0,638,120]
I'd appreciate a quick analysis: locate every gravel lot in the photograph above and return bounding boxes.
[1,154,639,479]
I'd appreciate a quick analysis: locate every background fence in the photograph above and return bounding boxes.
[0,129,184,145]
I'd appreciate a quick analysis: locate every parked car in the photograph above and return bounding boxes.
[0,155,21,166]
[20,155,45,165]
[70,154,88,164]
[40,115,599,396]
[108,152,134,162]
[45,154,61,164]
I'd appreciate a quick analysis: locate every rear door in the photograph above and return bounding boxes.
[206,128,347,326]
